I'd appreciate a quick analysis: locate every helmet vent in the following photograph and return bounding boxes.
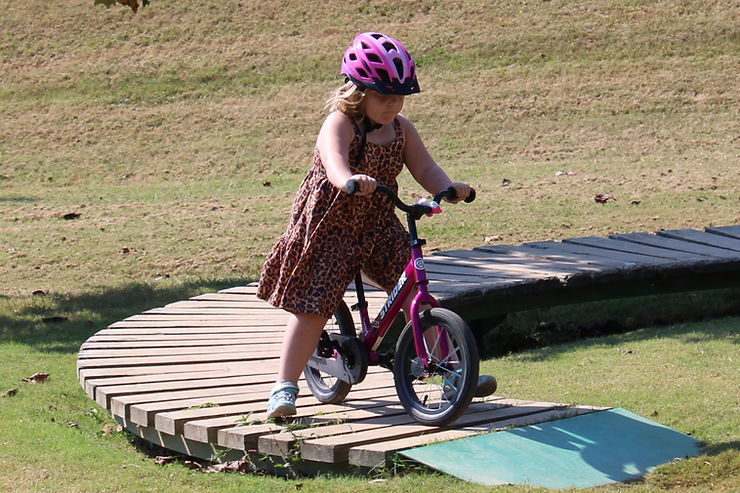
[392,58,404,77]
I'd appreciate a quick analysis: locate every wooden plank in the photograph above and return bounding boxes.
[117,416,244,464]
[162,300,282,309]
[79,361,269,383]
[476,244,627,268]
[298,399,556,464]
[659,228,740,252]
[96,373,277,409]
[83,335,283,347]
[76,350,278,369]
[84,368,243,400]
[610,232,737,257]
[217,285,259,294]
[128,375,394,429]
[706,225,740,240]
[79,343,281,359]
[189,385,400,444]
[123,312,291,321]
[214,400,406,449]
[259,396,510,457]
[103,323,284,332]
[259,409,414,457]
[563,236,703,260]
[128,385,275,426]
[348,405,604,467]
[421,260,511,279]
[523,241,676,266]
[156,394,403,437]
[430,250,601,278]
[145,307,294,315]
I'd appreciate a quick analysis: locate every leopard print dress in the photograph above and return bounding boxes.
[257,117,410,319]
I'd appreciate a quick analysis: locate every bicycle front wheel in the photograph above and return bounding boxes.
[304,300,355,403]
[393,308,479,426]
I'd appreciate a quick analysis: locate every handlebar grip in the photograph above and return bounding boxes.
[464,188,476,203]
[345,179,358,196]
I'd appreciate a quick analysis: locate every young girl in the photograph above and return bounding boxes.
[257,32,486,419]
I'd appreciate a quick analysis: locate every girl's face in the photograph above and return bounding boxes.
[363,90,405,125]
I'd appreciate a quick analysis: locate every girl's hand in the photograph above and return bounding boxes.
[346,174,377,196]
[445,182,472,204]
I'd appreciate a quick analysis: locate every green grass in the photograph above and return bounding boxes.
[1,0,739,490]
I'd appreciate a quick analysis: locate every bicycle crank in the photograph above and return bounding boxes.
[306,333,368,384]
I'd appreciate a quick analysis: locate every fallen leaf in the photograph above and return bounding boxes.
[594,194,616,203]
[62,212,81,220]
[2,388,19,398]
[67,421,80,428]
[22,372,50,383]
[184,460,203,470]
[102,423,117,436]
[617,348,633,355]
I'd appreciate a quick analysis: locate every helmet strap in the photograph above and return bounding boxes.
[362,116,383,133]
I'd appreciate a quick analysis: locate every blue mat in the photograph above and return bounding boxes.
[400,408,701,489]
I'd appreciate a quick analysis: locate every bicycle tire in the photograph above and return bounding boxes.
[393,308,479,426]
[303,300,355,403]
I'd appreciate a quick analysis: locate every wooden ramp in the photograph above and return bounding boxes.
[77,225,740,471]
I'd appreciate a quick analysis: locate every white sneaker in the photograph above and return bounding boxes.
[266,382,299,419]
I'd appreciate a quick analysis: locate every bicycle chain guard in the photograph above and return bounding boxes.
[306,333,368,384]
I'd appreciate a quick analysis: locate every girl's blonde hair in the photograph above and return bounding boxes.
[325,81,365,122]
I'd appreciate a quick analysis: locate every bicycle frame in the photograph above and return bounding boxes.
[351,209,447,367]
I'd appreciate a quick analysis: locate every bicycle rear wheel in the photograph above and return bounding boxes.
[393,308,479,426]
[304,300,355,403]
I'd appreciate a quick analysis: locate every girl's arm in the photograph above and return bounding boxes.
[317,111,376,196]
[398,114,470,203]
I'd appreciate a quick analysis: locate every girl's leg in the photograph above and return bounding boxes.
[268,312,327,419]
[278,312,328,383]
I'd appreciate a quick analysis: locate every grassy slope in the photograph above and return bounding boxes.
[1,0,738,491]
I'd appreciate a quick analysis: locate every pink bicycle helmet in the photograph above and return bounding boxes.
[341,32,420,95]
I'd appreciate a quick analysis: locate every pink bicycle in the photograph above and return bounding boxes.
[304,181,481,426]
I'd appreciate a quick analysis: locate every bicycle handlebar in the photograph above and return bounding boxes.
[345,180,476,218]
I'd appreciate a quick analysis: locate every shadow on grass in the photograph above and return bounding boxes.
[501,315,740,364]
[703,440,740,456]
[0,277,251,353]
[473,288,740,359]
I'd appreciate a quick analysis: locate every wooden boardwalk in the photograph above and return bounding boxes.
[77,225,740,471]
